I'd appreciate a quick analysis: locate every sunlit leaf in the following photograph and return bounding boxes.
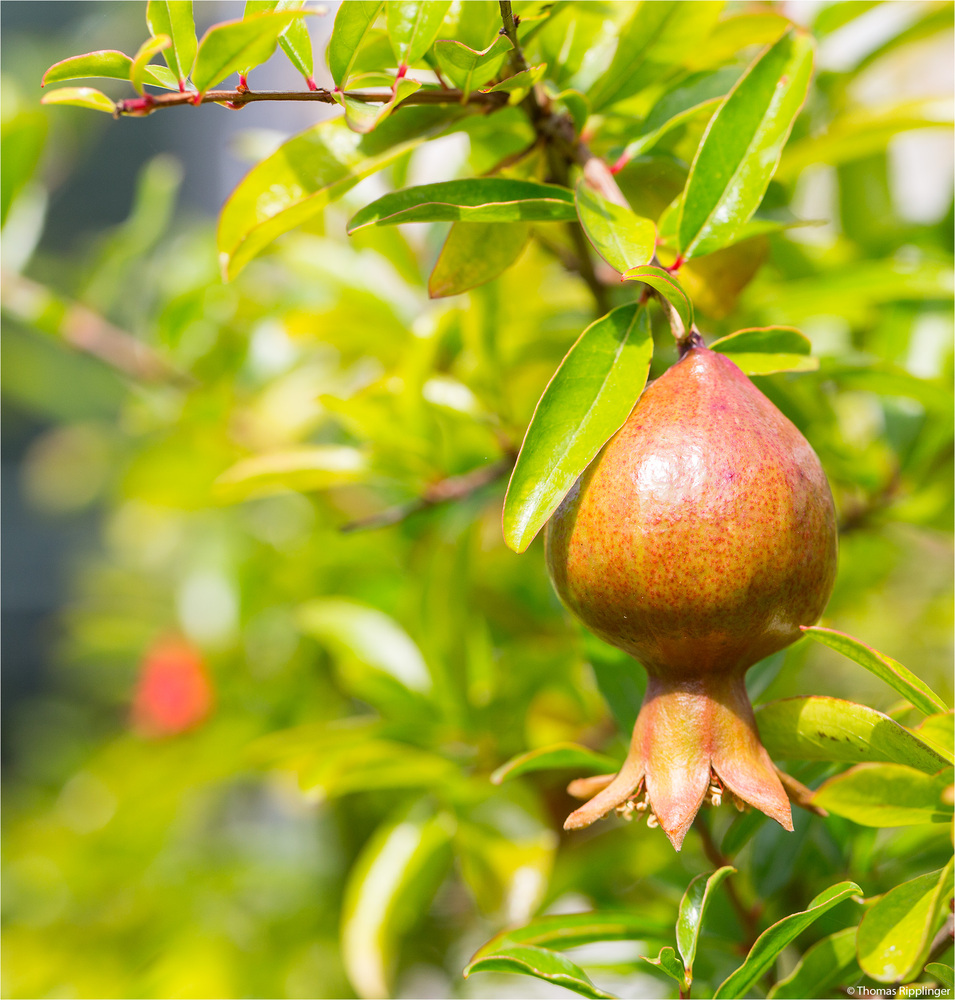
[642,946,686,989]
[428,220,529,297]
[503,304,653,553]
[709,325,818,375]
[812,763,953,827]
[767,927,860,999]
[328,0,383,87]
[146,0,197,87]
[623,264,693,333]
[218,105,468,278]
[913,713,955,760]
[801,626,949,718]
[131,35,170,95]
[40,87,116,113]
[192,10,307,96]
[342,800,455,999]
[214,445,368,500]
[714,881,862,999]
[757,696,952,773]
[491,743,620,784]
[575,182,655,275]
[42,50,133,86]
[298,597,432,694]
[676,866,736,985]
[465,944,616,1000]
[386,0,452,68]
[857,859,954,983]
[481,63,546,104]
[684,11,791,71]
[245,0,315,82]
[678,28,814,258]
[349,179,576,231]
[334,77,422,134]
[434,35,512,97]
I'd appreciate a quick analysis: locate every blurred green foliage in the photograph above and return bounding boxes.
[2,2,954,998]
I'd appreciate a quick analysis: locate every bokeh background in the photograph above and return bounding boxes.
[2,2,953,998]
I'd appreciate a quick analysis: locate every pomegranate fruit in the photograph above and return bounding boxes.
[545,344,837,849]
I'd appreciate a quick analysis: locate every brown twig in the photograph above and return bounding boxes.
[340,457,514,533]
[1,271,190,384]
[115,85,507,117]
[498,0,530,74]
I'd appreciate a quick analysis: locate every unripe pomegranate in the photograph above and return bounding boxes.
[545,345,837,849]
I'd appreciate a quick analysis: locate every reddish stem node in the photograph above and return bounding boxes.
[305,75,317,92]
[667,254,685,274]
[237,75,249,93]
[609,151,631,175]
[396,64,408,80]
[178,78,185,94]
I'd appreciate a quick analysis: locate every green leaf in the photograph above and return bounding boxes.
[756,696,952,773]
[386,0,452,68]
[914,713,955,759]
[857,859,954,983]
[433,35,512,97]
[812,763,953,827]
[131,35,171,95]
[801,626,949,718]
[42,50,132,85]
[213,445,368,500]
[767,927,860,999]
[709,325,818,374]
[684,11,791,71]
[678,28,814,259]
[623,264,693,333]
[714,881,862,999]
[623,66,744,159]
[428,220,529,298]
[582,630,646,734]
[927,963,955,990]
[217,105,468,279]
[333,77,422,134]
[298,598,432,694]
[491,743,620,785]
[146,0,197,87]
[471,910,670,957]
[341,800,455,999]
[349,179,576,231]
[481,63,547,104]
[192,10,306,96]
[587,1,724,112]
[502,303,653,553]
[328,0,383,87]
[575,182,656,275]
[40,87,116,114]
[246,0,315,81]
[812,1,880,38]
[676,866,736,985]
[465,944,616,1000]
[642,946,686,990]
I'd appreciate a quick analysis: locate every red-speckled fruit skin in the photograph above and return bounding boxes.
[545,346,837,847]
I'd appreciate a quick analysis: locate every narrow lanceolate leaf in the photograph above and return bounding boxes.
[349,179,576,231]
[503,304,653,553]
[767,927,860,999]
[214,445,368,500]
[428,221,529,298]
[434,35,511,97]
[710,325,818,375]
[642,946,686,990]
[40,88,116,113]
[926,963,955,990]
[713,882,862,999]
[42,50,133,86]
[677,28,814,259]
[328,0,383,88]
[623,265,693,333]
[217,105,468,279]
[575,183,656,275]
[145,0,197,87]
[131,35,170,95]
[386,0,452,68]
[756,696,952,774]
[676,867,736,986]
[342,801,454,1000]
[491,743,621,785]
[245,0,314,81]
[801,626,949,717]
[857,859,954,984]
[465,945,616,1000]
[334,77,422,134]
[811,763,954,827]
[481,64,546,104]
[472,911,670,959]
[192,11,306,96]
[624,66,744,158]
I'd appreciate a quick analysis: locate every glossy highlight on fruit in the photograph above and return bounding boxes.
[545,345,837,849]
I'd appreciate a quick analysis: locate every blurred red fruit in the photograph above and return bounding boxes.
[131,637,213,736]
